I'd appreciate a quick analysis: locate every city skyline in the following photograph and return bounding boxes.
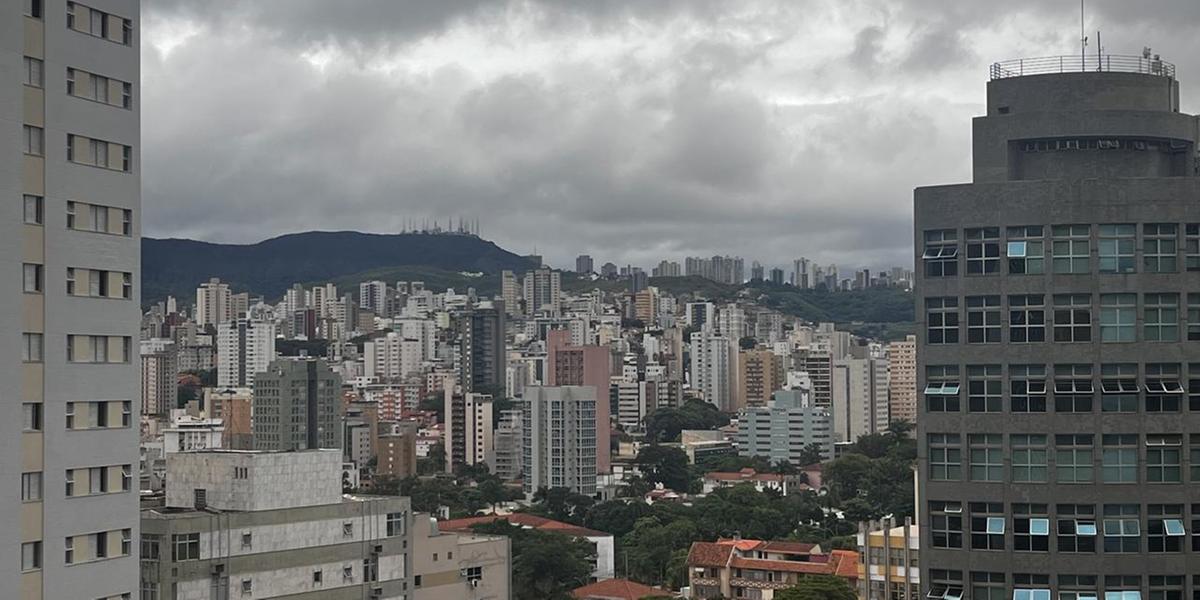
[138,1,1200,270]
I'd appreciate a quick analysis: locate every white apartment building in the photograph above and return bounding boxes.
[522,386,597,496]
[522,268,561,315]
[364,331,424,381]
[4,2,142,597]
[195,277,232,327]
[162,411,224,454]
[717,304,746,340]
[142,450,413,599]
[216,317,276,388]
[736,389,835,463]
[445,391,493,473]
[689,330,735,411]
[831,355,890,443]
[359,280,387,315]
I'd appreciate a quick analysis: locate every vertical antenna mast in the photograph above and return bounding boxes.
[1080,0,1087,69]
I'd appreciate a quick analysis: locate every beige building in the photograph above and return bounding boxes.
[195,277,232,328]
[378,422,418,480]
[738,348,784,409]
[5,1,143,598]
[411,514,511,600]
[884,335,916,424]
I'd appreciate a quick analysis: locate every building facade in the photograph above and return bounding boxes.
[522,386,598,496]
[4,1,142,597]
[195,277,231,328]
[253,358,342,451]
[831,355,890,443]
[886,335,918,425]
[736,389,835,463]
[444,391,493,473]
[459,300,505,394]
[916,56,1200,598]
[215,317,276,388]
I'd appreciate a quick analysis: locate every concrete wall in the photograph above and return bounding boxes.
[166,450,343,511]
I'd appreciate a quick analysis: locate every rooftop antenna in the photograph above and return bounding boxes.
[1080,0,1087,70]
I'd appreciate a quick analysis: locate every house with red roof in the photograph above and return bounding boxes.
[572,577,673,599]
[439,513,615,582]
[701,468,812,496]
[685,538,859,599]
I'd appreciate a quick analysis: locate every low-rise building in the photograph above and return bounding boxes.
[685,539,859,599]
[162,411,225,454]
[735,389,834,464]
[440,513,615,582]
[573,577,671,599]
[141,449,412,599]
[701,468,811,496]
[857,519,919,600]
[411,514,512,600]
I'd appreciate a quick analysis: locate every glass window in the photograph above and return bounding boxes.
[1144,293,1180,342]
[966,296,1001,343]
[929,433,962,481]
[1188,294,1200,341]
[1011,434,1048,482]
[923,230,959,277]
[22,403,42,432]
[1013,504,1050,552]
[23,195,43,225]
[969,502,1005,550]
[1008,295,1045,342]
[927,297,959,344]
[1052,224,1089,274]
[1053,294,1092,342]
[1102,505,1140,553]
[1186,224,1200,271]
[1006,226,1045,274]
[966,228,1000,275]
[1100,364,1139,413]
[23,125,44,156]
[967,365,1002,412]
[1144,224,1178,273]
[172,533,200,561]
[21,472,42,502]
[1056,504,1097,553]
[1102,434,1138,483]
[1100,294,1137,342]
[22,333,43,363]
[1056,434,1094,483]
[23,56,43,88]
[930,502,963,548]
[926,365,961,412]
[1147,575,1183,600]
[1146,363,1183,412]
[1146,435,1182,483]
[1009,365,1047,413]
[1098,224,1136,273]
[1054,364,1093,413]
[23,263,43,293]
[21,541,41,572]
[969,434,1003,481]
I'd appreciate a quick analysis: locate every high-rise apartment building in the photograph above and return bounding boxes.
[4,2,141,597]
[215,317,276,388]
[522,386,597,496]
[195,277,231,327]
[653,260,681,277]
[690,330,735,411]
[546,329,612,472]
[364,330,424,381]
[500,269,521,316]
[917,55,1200,595]
[445,391,494,473]
[253,358,342,451]
[140,340,176,416]
[739,348,784,409]
[831,355,890,443]
[886,335,917,424]
[459,300,506,393]
[358,280,387,315]
[792,258,812,289]
[522,267,561,315]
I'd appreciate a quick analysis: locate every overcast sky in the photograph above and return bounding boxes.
[141,0,1200,272]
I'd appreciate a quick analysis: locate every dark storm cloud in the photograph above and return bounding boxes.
[141,0,1200,272]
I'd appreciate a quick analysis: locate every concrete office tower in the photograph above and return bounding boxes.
[575,254,594,274]
[916,55,1200,593]
[142,450,412,599]
[739,348,784,409]
[886,335,918,424]
[500,269,521,316]
[831,356,890,443]
[523,267,561,315]
[140,340,176,416]
[3,2,141,597]
[690,330,736,411]
[215,317,276,388]
[359,280,387,315]
[445,391,494,473]
[492,408,523,481]
[546,328,613,472]
[253,358,342,451]
[736,389,834,464]
[522,386,598,496]
[459,300,506,393]
[195,277,232,327]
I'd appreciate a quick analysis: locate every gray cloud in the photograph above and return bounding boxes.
[141,0,1200,274]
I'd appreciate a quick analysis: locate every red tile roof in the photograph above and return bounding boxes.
[686,540,859,581]
[439,513,610,538]
[572,578,670,600]
[686,541,734,568]
[760,540,818,554]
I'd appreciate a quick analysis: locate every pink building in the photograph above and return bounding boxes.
[547,329,613,472]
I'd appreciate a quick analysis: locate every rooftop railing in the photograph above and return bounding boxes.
[990,54,1175,80]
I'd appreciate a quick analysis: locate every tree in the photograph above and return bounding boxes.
[417,393,444,421]
[527,487,594,524]
[620,517,699,585]
[417,443,445,475]
[471,521,595,600]
[644,399,731,443]
[738,336,757,350]
[775,575,858,600]
[635,445,694,492]
[795,443,826,467]
[583,500,653,538]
